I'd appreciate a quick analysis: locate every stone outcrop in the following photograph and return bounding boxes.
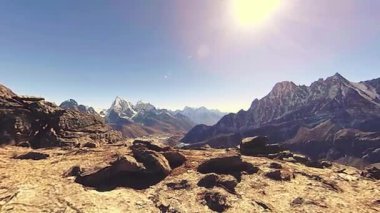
[14,151,49,160]
[361,167,380,180]
[198,174,238,194]
[265,169,294,181]
[197,154,258,181]
[240,136,284,156]
[201,190,230,212]
[75,140,187,190]
[0,84,122,148]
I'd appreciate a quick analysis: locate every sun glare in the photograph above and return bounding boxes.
[231,0,281,28]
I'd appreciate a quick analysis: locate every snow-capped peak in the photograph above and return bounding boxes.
[135,101,156,112]
[109,96,137,119]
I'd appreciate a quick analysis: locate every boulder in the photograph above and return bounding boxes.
[291,197,305,206]
[198,174,238,194]
[240,136,284,156]
[292,154,310,164]
[162,151,187,169]
[76,155,146,188]
[241,136,269,148]
[361,167,380,180]
[82,142,97,148]
[166,180,191,190]
[18,141,31,148]
[110,155,145,173]
[197,155,258,175]
[202,191,230,212]
[265,169,294,181]
[269,162,283,169]
[197,154,258,181]
[63,165,82,177]
[132,147,172,176]
[305,160,332,169]
[132,140,170,152]
[14,152,49,160]
[267,151,294,160]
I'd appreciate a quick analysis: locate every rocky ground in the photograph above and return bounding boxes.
[0,138,379,213]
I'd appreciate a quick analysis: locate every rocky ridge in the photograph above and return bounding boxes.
[182,74,380,167]
[0,84,121,148]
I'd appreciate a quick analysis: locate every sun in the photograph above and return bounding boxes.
[231,0,281,28]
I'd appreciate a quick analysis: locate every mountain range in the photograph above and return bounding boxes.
[59,97,227,138]
[182,73,380,167]
[103,97,194,137]
[175,106,226,126]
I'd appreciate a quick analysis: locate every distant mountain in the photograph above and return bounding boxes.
[59,99,98,115]
[175,106,226,125]
[182,73,380,167]
[105,97,195,137]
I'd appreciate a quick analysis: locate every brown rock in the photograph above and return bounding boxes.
[132,140,170,152]
[132,147,171,176]
[269,162,283,169]
[14,152,49,160]
[162,151,186,169]
[293,154,310,164]
[202,191,230,212]
[305,160,332,169]
[63,165,82,177]
[265,169,294,181]
[0,84,122,148]
[240,136,284,156]
[198,174,238,194]
[82,142,97,148]
[197,155,258,181]
[291,197,305,206]
[166,180,191,190]
[361,167,380,180]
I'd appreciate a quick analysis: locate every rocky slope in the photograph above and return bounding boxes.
[182,74,380,167]
[0,137,378,212]
[175,106,226,126]
[105,97,195,137]
[0,84,121,148]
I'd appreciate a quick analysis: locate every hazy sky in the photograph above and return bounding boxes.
[1,0,379,112]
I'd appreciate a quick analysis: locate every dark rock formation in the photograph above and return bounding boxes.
[240,136,284,156]
[361,167,380,180]
[14,152,49,160]
[166,180,191,190]
[202,191,230,212]
[0,83,122,148]
[197,154,258,181]
[63,165,82,177]
[265,169,294,181]
[269,162,283,169]
[76,141,186,190]
[198,174,238,194]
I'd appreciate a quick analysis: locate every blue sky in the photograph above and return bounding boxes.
[0,0,379,112]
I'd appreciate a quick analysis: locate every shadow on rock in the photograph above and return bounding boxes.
[197,154,258,182]
[73,140,187,191]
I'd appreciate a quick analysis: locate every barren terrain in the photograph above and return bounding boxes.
[0,139,379,213]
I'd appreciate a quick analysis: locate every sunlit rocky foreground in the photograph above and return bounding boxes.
[0,137,379,213]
